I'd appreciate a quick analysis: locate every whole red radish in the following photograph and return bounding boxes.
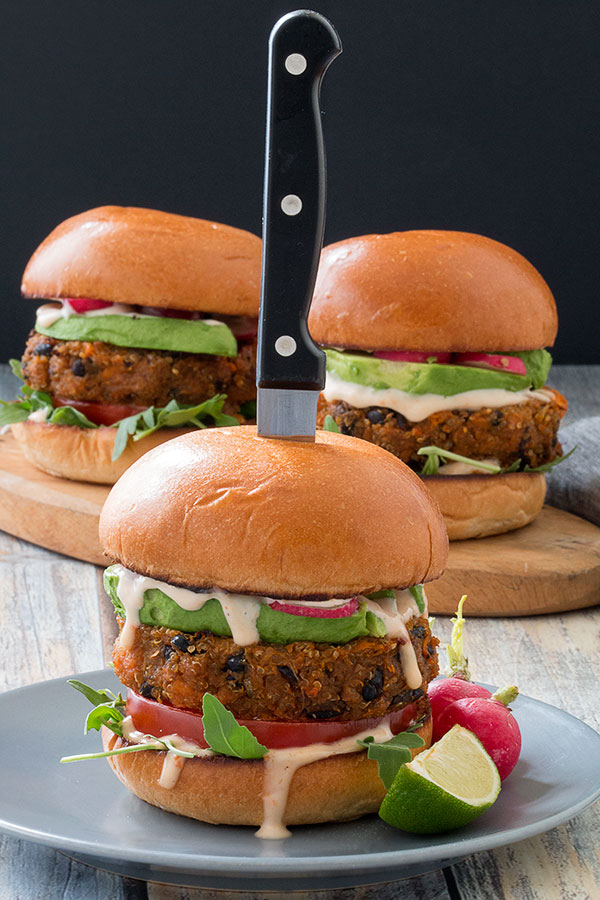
[435,686,522,780]
[428,597,492,741]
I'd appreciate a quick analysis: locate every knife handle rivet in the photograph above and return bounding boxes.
[285,53,307,75]
[281,194,302,216]
[275,335,297,357]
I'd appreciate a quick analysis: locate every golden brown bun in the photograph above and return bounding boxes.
[11,421,193,485]
[100,426,448,596]
[21,206,261,316]
[102,717,432,826]
[423,471,547,540]
[309,231,557,351]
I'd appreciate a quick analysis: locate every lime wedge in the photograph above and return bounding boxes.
[379,724,501,833]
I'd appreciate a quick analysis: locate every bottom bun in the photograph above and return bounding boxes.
[102,716,432,827]
[422,471,546,540]
[11,421,193,485]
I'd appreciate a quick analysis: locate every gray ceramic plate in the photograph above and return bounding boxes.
[1,670,599,889]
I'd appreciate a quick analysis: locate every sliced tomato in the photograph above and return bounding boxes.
[126,689,419,750]
[373,350,451,364]
[453,352,527,376]
[54,397,146,426]
[65,298,113,313]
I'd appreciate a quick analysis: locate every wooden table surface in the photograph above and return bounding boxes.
[1,365,599,899]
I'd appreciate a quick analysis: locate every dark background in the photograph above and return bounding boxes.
[3,1,599,362]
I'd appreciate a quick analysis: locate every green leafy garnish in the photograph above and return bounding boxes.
[417,444,576,476]
[201,693,267,759]
[240,400,257,419]
[357,732,426,789]
[365,611,387,637]
[0,360,97,429]
[2,359,241,460]
[409,585,426,615]
[67,679,126,736]
[322,414,341,433]
[112,396,239,460]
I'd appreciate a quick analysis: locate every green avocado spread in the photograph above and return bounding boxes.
[326,349,552,395]
[36,313,238,357]
[104,567,384,644]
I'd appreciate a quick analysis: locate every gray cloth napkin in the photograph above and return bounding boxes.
[546,417,600,526]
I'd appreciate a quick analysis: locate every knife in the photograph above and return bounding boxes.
[256,9,342,440]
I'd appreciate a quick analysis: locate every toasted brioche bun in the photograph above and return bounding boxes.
[309,231,557,351]
[21,206,261,316]
[102,716,432,826]
[100,426,448,596]
[11,421,193,485]
[423,471,547,540]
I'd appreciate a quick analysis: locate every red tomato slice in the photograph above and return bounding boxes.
[453,352,527,376]
[65,298,113,313]
[126,689,419,750]
[54,398,146,426]
[373,350,451,364]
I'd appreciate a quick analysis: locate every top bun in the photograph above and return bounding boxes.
[99,427,448,598]
[22,206,261,316]
[309,231,557,351]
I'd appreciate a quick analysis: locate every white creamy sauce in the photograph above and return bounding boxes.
[120,716,212,788]
[113,564,262,647]
[36,301,223,328]
[27,407,49,423]
[323,371,553,423]
[364,589,425,690]
[437,457,500,476]
[257,719,395,840]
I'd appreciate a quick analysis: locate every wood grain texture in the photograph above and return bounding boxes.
[427,505,600,616]
[0,430,107,565]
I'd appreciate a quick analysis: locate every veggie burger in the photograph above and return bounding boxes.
[3,206,261,484]
[309,230,569,539]
[67,426,447,837]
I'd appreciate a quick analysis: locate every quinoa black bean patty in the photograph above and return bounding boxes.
[22,331,257,415]
[317,390,567,470]
[113,616,439,722]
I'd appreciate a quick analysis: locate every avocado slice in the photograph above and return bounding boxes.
[36,313,238,357]
[104,567,383,644]
[326,349,551,395]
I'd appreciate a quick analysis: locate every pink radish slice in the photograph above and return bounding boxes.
[66,298,113,313]
[428,676,492,742]
[435,695,522,780]
[140,306,205,320]
[453,352,527,376]
[373,350,452,364]
[268,596,359,619]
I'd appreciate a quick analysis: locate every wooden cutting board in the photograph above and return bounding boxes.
[1,430,599,614]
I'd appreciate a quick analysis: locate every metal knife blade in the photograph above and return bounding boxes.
[256,10,342,440]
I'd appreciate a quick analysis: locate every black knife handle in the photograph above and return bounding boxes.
[257,10,342,391]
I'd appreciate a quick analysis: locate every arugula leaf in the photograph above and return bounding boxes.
[111,396,239,461]
[202,693,267,759]
[523,445,577,473]
[417,446,502,475]
[48,406,97,428]
[0,403,30,425]
[240,400,257,419]
[9,359,23,379]
[67,679,126,736]
[357,732,425,789]
[417,444,576,476]
[409,584,425,614]
[322,415,341,433]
